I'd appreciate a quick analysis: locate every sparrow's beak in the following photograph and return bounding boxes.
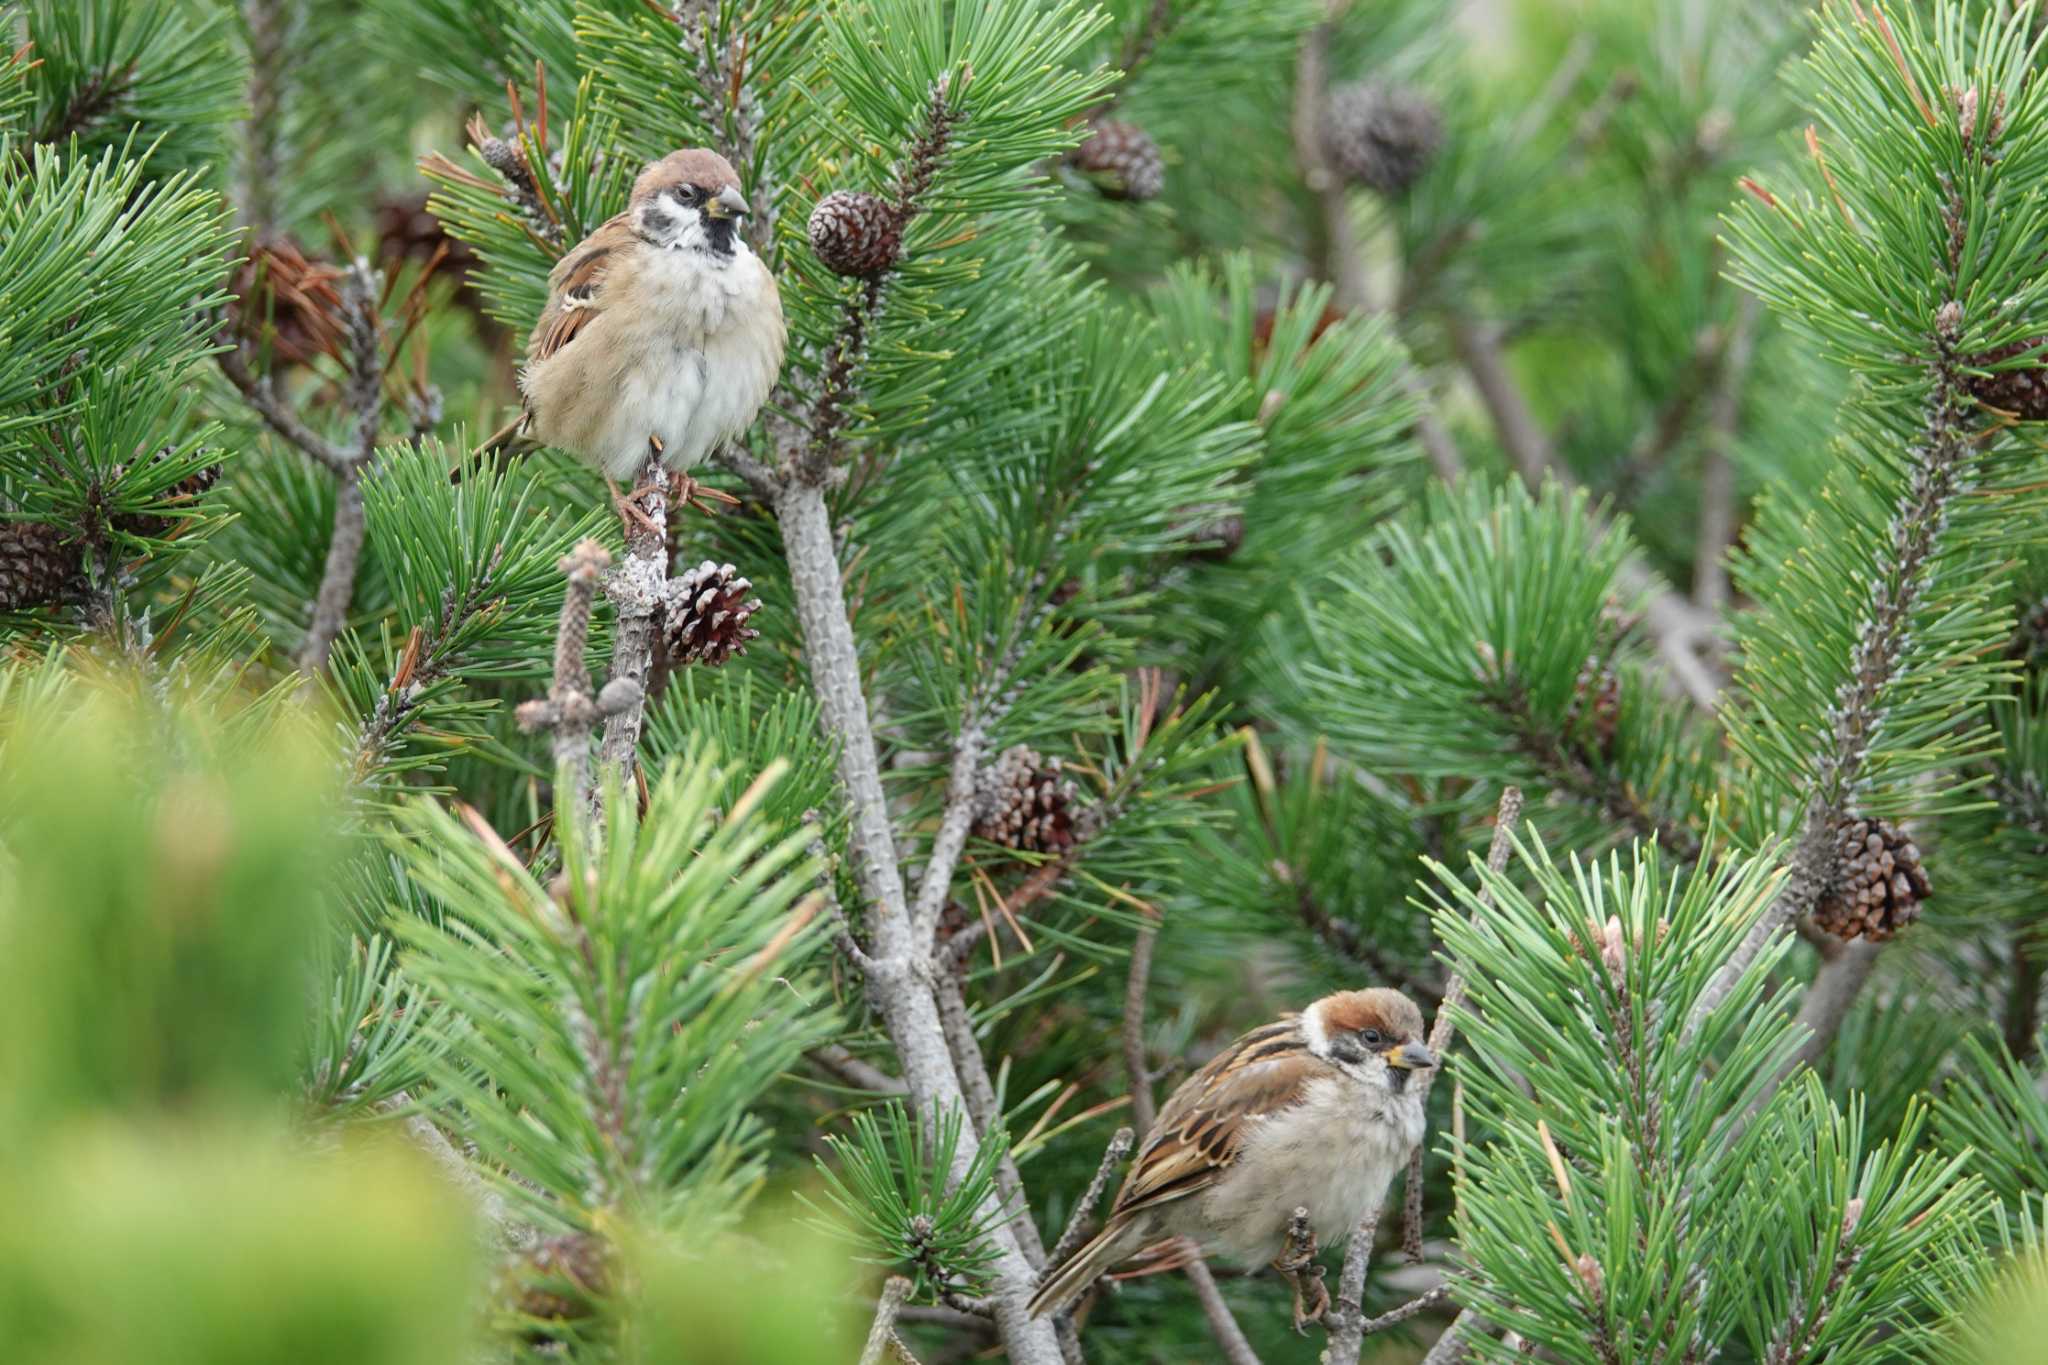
[705,185,750,221]
[1386,1041,1438,1071]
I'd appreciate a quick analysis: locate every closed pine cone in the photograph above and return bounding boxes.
[1070,119,1165,202]
[972,745,1079,855]
[1322,80,1444,196]
[1812,817,1931,942]
[0,520,80,611]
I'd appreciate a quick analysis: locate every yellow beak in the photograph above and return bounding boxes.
[704,186,750,221]
[1386,1041,1438,1071]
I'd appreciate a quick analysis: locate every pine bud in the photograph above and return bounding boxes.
[808,190,902,278]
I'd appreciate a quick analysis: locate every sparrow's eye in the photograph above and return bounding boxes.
[1359,1029,1383,1049]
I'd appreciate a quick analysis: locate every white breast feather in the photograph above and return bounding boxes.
[593,244,777,479]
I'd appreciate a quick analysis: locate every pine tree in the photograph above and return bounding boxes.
[4,1,2048,1362]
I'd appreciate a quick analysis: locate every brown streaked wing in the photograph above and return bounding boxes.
[1111,1022,1315,1218]
[529,218,628,365]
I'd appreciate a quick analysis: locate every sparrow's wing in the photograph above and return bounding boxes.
[529,216,630,366]
[1111,1019,1315,1216]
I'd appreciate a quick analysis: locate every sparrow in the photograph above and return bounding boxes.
[1028,988,1435,1330]
[472,148,784,522]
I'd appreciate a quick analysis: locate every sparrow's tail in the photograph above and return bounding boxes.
[449,411,537,484]
[1027,1222,1138,1320]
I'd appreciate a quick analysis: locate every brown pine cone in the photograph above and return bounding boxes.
[1322,80,1444,196]
[1812,816,1931,942]
[113,459,222,540]
[1070,119,1165,202]
[0,519,81,611]
[972,745,1080,856]
[663,560,762,666]
[808,190,902,278]
[1967,337,2048,420]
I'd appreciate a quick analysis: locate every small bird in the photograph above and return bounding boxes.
[1028,988,1435,1329]
[473,148,784,522]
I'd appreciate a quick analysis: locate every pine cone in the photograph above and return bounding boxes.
[1070,119,1164,202]
[1322,81,1445,196]
[113,459,222,540]
[1571,655,1621,755]
[808,190,901,277]
[1967,337,2048,420]
[514,1232,610,1321]
[1812,816,1931,942]
[0,519,81,610]
[972,745,1080,856]
[663,560,762,666]
[1185,513,1244,563]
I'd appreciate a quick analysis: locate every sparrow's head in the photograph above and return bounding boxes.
[1304,988,1435,1095]
[630,148,751,258]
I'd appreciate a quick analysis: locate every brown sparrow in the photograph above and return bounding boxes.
[476,149,784,514]
[1028,988,1435,1328]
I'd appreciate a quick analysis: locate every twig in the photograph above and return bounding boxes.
[1048,1127,1135,1273]
[1783,938,1882,1075]
[516,541,637,814]
[216,337,356,474]
[860,1276,916,1365]
[1419,1314,1479,1364]
[1123,921,1161,1134]
[295,259,387,676]
[912,707,992,946]
[809,1042,907,1094]
[386,1092,533,1251]
[237,0,290,239]
[1187,1261,1266,1365]
[1694,292,1762,613]
[597,448,669,780]
[934,970,1051,1269]
[1322,790,1522,1365]
[1290,3,1368,315]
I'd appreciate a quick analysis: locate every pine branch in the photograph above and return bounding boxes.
[810,1043,906,1095]
[516,541,640,812]
[795,74,956,485]
[293,259,386,676]
[860,1276,916,1365]
[1123,920,1160,1133]
[934,969,1049,1269]
[1694,305,1981,1030]
[1490,685,1700,861]
[1187,1261,1265,1365]
[237,0,290,239]
[1047,1127,1134,1274]
[597,450,669,780]
[37,59,135,145]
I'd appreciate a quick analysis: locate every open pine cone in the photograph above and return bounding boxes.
[663,560,762,666]
[972,745,1081,856]
[0,520,80,611]
[1812,816,1931,942]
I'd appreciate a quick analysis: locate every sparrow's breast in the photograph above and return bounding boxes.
[1195,1075,1422,1265]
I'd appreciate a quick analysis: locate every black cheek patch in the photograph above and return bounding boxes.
[642,208,673,234]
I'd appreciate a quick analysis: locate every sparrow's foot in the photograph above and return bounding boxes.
[669,472,741,518]
[1285,1263,1329,1334]
[606,476,664,539]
